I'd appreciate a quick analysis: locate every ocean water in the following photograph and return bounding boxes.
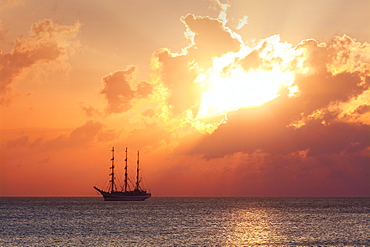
[0,197,369,246]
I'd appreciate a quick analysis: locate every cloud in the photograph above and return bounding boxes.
[152,49,200,115]
[80,104,101,118]
[182,14,240,59]
[185,33,370,157]
[100,65,153,114]
[295,71,367,115]
[7,135,29,148]
[355,104,370,115]
[7,135,44,149]
[236,16,248,30]
[45,121,121,149]
[67,121,105,145]
[0,19,81,104]
[6,121,118,150]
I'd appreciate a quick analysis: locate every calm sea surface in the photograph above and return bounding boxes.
[0,197,369,246]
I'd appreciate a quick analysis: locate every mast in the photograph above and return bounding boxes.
[124,147,128,192]
[136,151,140,190]
[109,147,116,193]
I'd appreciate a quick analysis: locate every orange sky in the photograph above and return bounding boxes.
[1,0,369,197]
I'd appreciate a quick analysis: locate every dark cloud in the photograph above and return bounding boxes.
[191,95,370,159]
[294,121,370,156]
[100,65,152,114]
[101,67,136,113]
[295,71,368,115]
[355,104,370,115]
[244,151,370,196]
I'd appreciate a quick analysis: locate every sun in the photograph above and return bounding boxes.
[194,55,296,119]
[184,35,307,133]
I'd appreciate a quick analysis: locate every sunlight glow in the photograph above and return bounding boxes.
[191,35,308,122]
[195,59,295,118]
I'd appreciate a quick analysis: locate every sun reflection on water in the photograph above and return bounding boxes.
[224,206,276,245]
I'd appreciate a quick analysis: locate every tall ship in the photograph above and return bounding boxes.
[94,147,151,201]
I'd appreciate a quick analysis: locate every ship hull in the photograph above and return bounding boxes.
[94,187,151,201]
[102,194,151,201]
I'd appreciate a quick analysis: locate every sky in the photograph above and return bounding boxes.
[1,0,369,197]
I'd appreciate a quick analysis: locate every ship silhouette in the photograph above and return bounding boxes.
[94,147,151,201]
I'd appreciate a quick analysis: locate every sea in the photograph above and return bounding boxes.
[0,197,369,246]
